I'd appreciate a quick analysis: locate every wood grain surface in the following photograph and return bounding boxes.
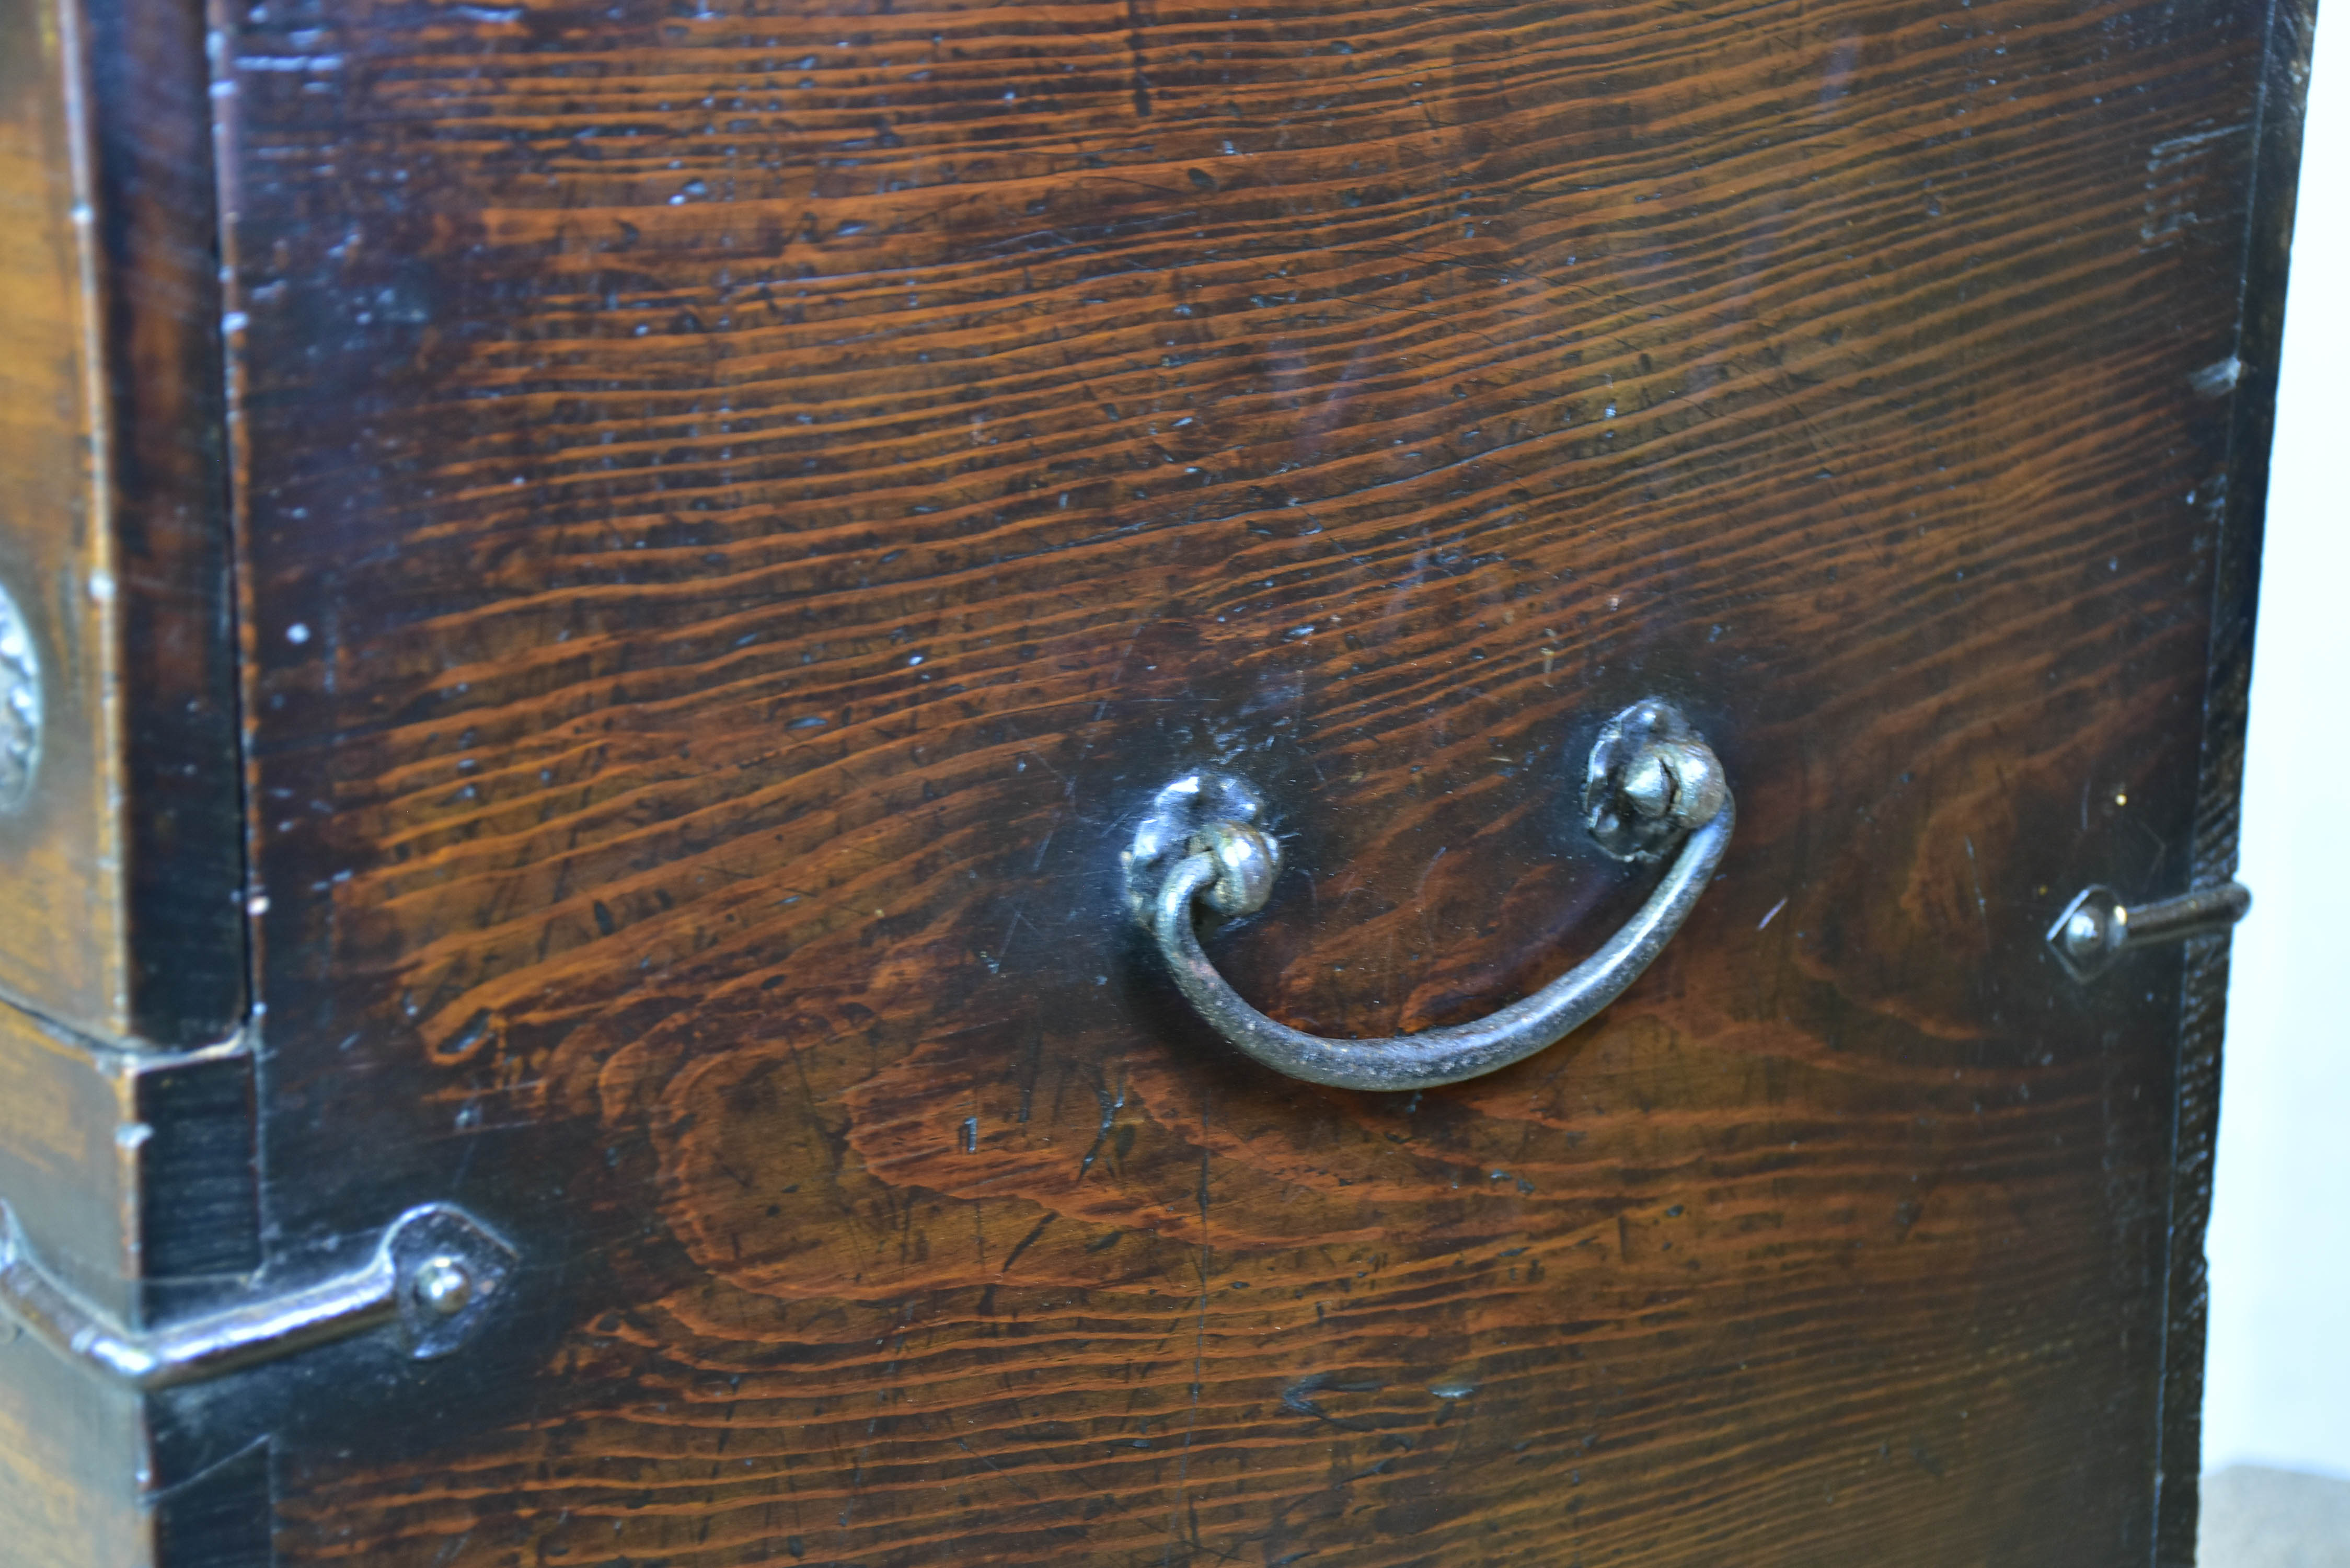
[0,0,134,1039]
[197,0,2286,1555]
[0,0,244,1051]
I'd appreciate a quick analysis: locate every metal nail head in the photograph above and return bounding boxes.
[410,1256,476,1318]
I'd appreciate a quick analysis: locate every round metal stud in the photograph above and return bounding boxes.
[2061,908,2105,960]
[410,1255,476,1318]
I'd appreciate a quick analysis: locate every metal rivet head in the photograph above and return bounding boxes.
[411,1255,475,1317]
[2046,885,2126,982]
[2060,908,2105,959]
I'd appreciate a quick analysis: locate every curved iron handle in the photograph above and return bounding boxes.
[1125,701,1733,1092]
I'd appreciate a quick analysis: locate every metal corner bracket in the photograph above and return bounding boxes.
[0,1201,517,1391]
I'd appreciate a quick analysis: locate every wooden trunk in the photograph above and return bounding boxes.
[0,0,2314,1556]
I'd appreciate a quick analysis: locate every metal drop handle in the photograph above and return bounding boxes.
[1123,701,1733,1092]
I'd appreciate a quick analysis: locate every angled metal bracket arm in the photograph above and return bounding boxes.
[0,1201,516,1391]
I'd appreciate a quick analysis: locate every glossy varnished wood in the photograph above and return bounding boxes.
[0,0,244,1050]
[185,0,2300,1558]
[0,0,129,1037]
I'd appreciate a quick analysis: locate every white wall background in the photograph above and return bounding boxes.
[2201,7,2350,1483]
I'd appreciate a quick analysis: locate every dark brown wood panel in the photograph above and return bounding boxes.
[0,0,245,1050]
[206,0,2289,1557]
[0,0,130,1037]
[83,0,251,1047]
[2150,0,2317,1554]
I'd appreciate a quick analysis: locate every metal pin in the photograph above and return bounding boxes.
[2047,881,2251,983]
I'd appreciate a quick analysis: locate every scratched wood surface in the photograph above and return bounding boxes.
[205,0,2282,1555]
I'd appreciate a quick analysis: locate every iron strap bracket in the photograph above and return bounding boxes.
[0,1201,516,1391]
